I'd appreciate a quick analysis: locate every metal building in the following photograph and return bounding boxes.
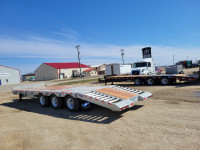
[83,68,98,76]
[35,62,90,81]
[21,73,35,81]
[0,65,20,85]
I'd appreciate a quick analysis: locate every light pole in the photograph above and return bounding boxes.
[120,49,125,64]
[75,45,82,77]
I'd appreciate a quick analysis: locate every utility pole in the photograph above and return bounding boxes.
[75,45,82,77]
[120,49,125,64]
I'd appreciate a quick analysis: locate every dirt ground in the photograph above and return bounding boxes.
[0,68,200,150]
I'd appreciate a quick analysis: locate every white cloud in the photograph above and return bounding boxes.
[54,28,81,41]
[0,35,200,67]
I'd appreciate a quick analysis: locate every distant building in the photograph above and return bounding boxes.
[0,65,20,85]
[35,62,90,81]
[21,73,35,81]
[90,64,106,75]
[83,68,98,76]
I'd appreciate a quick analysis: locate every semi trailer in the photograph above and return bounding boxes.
[12,83,152,112]
[104,74,198,85]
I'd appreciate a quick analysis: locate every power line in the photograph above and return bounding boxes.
[120,49,125,64]
[75,45,82,77]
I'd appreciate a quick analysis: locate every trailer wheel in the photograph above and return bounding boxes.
[160,78,170,85]
[50,95,63,109]
[38,94,50,107]
[65,96,80,112]
[146,78,154,85]
[134,78,142,85]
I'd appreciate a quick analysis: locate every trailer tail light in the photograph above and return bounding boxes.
[148,95,153,98]
[121,105,128,111]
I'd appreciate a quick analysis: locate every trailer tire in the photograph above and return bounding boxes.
[160,77,170,85]
[50,95,63,109]
[134,78,142,85]
[65,95,80,112]
[38,94,50,107]
[146,78,154,85]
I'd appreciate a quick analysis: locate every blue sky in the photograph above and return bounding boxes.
[0,0,200,74]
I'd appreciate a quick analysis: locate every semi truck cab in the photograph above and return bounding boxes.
[131,58,155,75]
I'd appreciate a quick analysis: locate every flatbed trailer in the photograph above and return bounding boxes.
[104,74,198,85]
[12,84,152,112]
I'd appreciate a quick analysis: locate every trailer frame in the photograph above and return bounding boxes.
[12,84,152,112]
[104,74,198,85]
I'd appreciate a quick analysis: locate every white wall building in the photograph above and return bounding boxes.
[83,68,98,76]
[90,64,106,75]
[0,65,20,85]
[35,62,90,81]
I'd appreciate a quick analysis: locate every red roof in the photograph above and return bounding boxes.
[83,68,96,72]
[44,63,90,69]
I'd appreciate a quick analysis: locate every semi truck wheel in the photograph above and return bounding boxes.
[50,95,63,109]
[38,94,50,107]
[134,78,142,85]
[160,78,170,85]
[65,95,80,112]
[146,78,154,85]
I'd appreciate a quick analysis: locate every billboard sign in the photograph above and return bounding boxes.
[142,47,151,59]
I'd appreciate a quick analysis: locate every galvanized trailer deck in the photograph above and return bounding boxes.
[12,84,152,111]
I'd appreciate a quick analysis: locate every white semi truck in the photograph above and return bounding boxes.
[131,58,156,75]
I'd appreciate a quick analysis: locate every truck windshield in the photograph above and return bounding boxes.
[133,62,151,68]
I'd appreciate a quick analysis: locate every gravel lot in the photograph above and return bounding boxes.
[0,68,200,150]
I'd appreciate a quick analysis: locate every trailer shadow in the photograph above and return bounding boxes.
[0,98,143,124]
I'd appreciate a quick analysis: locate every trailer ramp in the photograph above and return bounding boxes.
[79,85,152,111]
